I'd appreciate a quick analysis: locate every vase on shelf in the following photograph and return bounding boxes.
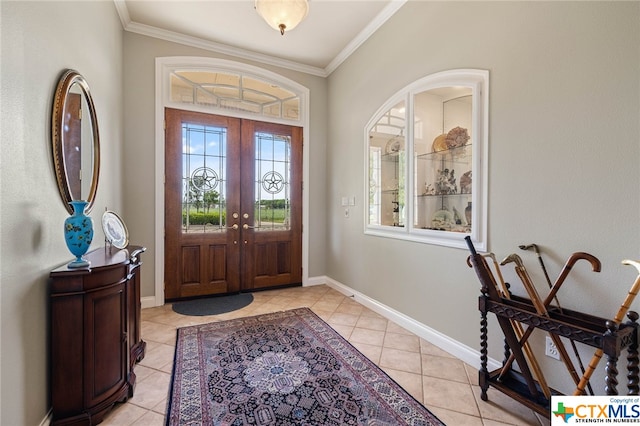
[465,201,472,227]
[64,200,94,268]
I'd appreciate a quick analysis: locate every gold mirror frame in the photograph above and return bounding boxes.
[51,69,100,214]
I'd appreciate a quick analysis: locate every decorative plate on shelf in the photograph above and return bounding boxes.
[102,211,129,249]
[431,133,448,152]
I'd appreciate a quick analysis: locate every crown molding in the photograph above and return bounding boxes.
[113,0,131,28]
[325,0,406,75]
[124,20,328,77]
[113,0,406,78]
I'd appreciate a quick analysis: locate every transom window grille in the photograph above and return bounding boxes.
[255,132,291,231]
[170,70,300,121]
[182,123,227,233]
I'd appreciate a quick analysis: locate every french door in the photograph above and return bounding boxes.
[164,108,302,300]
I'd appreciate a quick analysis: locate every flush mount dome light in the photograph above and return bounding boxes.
[255,0,309,35]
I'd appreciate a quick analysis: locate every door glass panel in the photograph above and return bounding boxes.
[255,132,291,231]
[181,123,227,233]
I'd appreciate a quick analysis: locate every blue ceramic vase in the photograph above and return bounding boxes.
[64,200,94,268]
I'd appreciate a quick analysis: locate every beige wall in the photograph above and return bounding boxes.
[122,32,328,298]
[327,1,639,394]
[0,1,124,424]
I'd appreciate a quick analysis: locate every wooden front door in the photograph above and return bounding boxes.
[164,108,302,300]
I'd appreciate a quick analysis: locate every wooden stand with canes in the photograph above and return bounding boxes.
[465,237,640,416]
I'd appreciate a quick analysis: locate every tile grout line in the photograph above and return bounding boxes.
[127,286,544,426]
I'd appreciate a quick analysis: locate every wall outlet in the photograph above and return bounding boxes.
[545,336,560,360]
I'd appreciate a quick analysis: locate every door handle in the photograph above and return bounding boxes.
[243,224,255,230]
[228,224,239,230]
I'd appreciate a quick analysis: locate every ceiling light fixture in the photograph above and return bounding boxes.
[255,0,309,36]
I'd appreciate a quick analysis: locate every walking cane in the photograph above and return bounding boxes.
[574,259,640,395]
[501,254,582,389]
[465,237,541,398]
[498,251,601,394]
[520,243,594,395]
[482,253,552,399]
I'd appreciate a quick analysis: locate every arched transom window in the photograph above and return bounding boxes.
[169,70,300,121]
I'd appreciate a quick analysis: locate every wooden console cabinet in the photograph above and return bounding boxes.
[49,246,146,425]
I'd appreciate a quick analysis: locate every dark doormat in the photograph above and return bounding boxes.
[171,293,254,316]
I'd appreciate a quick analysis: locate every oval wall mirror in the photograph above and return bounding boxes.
[52,69,100,214]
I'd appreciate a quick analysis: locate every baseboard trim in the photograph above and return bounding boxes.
[322,276,501,372]
[141,296,157,309]
[39,409,52,426]
[305,275,328,286]
[140,276,499,371]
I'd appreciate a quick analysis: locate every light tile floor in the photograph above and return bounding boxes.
[102,285,552,425]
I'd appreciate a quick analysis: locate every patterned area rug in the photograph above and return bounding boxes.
[166,307,444,425]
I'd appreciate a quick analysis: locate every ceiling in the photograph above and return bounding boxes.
[114,0,405,77]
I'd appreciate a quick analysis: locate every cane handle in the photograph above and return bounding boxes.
[567,252,602,272]
[623,259,640,274]
[574,259,640,395]
[543,253,601,307]
[613,272,640,323]
[464,236,477,255]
